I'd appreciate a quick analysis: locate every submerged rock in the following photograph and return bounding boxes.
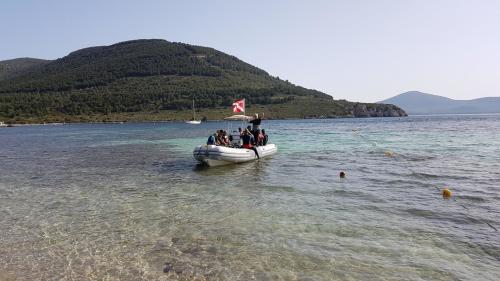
[163,263,173,273]
[206,246,217,254]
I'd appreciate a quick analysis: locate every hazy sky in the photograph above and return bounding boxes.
[1,0,499,102]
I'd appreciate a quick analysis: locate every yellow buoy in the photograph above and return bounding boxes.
[385,151,394,157]
[442,188,452,199]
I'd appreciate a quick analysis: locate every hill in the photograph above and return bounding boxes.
[0,58,50,81]
[380,91,500,115]
[0,39,406,123]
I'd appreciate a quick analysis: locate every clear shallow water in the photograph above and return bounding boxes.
[1,115,499,280]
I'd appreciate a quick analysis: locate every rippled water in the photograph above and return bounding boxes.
[1,115,499,280]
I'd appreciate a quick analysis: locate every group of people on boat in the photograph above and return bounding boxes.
[206,113,269,149]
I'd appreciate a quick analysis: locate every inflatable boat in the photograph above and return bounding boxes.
[193,144,277,167]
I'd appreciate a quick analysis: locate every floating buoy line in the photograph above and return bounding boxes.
[351,128,497,232]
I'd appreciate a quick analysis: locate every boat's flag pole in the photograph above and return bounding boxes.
[242,98,245,129]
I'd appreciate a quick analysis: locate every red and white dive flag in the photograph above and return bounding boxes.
[232,99,245,113]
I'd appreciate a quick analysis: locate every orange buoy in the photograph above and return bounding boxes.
[442,188,452,199]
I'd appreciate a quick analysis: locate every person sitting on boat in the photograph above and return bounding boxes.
[223,130,230,146]
[261,129,269,145]
[216,130,225,146]
[241,129,254,149]
[244,125,254,144]
[207,133,216,145]
[258,131,266,146]
[214,130,220,145]
[230,129,242,147]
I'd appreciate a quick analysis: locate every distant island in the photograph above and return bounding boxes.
[380,91,500,115]
[0,39,406,123]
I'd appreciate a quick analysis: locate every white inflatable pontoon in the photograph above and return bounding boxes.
[193,144,277,167]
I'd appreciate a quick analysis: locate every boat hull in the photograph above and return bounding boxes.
[193,144,277,167]
[186,120,201,124]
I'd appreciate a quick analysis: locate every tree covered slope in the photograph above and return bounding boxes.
[0,39,406,122]
[0,57,50,81]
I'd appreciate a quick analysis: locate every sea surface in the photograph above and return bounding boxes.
[1,115,499,280]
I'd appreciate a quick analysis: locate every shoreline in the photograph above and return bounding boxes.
[5,112,500,127]
[1,115,405,127]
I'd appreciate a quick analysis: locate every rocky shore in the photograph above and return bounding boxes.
[352,103,407,117]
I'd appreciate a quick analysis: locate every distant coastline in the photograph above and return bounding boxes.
[380,91,500,115]
[407,112,500,117]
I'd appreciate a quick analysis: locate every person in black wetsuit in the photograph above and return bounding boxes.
[249,113,263,132]
[249,113,264,145]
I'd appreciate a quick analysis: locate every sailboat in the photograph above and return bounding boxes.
[186,99,201,124]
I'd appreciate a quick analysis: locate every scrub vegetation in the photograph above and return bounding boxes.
[0,39,405,123]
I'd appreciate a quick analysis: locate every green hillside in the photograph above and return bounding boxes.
[0,39,406,123]
[0,57,50,81]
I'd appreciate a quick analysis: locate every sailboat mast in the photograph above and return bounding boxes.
[192,99,195,120]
